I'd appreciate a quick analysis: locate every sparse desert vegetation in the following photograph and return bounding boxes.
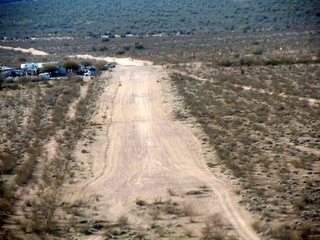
[0,68,108,238]
[0,32,319,239]
[1,0,319,38]
[1,28,319,68]
[168,55,320,239]
[1,0,320,239]
[1,31,319,239]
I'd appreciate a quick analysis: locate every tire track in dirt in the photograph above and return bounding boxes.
[82,73,121,190]
[173,69,320,106]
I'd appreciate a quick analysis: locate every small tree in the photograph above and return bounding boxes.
[80,61,92,67]
[40,64,58,76]
[31,187,60,233]
[61,60,79,72]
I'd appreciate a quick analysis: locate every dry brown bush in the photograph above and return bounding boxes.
[117,214,129,229]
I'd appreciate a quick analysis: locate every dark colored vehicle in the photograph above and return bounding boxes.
[104,63,116,69]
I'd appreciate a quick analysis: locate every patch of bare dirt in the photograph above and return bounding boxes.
[0,45,48,55]
[69,54,153,66]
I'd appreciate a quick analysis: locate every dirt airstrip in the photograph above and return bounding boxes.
[63,58,259,239]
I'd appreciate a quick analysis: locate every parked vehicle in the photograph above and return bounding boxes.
[84,70,94,76]
[84,66,97,76]
[59,67,67,76]
[12,69,25,76]
[39,72,50,80]
[88,66,97,72]
[0,68,12,78]
[21,63,36,69]
[104,63,116,69]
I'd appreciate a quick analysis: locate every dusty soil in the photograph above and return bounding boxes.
[69,54,152,66]
[63,58,259,239]
[0,45,48,55]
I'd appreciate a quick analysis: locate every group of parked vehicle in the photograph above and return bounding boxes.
[83,63,115,76]
[0,62,65,82]
[0,62,116,82]
[0,66,25,82]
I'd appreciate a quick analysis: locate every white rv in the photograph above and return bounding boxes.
[21,63,35,69]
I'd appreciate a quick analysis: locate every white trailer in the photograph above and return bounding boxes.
[21,63,35,69]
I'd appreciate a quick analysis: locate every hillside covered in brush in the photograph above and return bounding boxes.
[0,0,319,39]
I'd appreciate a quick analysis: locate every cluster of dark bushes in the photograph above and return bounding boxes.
[217,56,320,67]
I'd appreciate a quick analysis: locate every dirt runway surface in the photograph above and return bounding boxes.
[65,62,259,239]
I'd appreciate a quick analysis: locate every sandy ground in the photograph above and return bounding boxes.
[0,45,48,55]
[64,58,259,239]
[69,54,153,66]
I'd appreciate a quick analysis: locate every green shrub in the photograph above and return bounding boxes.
[40,64,58,75]
[98,45,108,51]
[263,57,293,66]
[18,55,27,62]
[217,60,233,67]
[123,45,131,51]
[101,38,110,43]
[134,42,144,50]
[135,198,147,206]
[95,61,108,71]
[252,48,264,55]
[116,50,125,55]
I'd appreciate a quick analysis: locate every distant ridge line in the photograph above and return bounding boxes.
[0,0,25,4]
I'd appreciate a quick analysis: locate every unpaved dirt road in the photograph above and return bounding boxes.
[0,44,259,238]
[65,58,260,239]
